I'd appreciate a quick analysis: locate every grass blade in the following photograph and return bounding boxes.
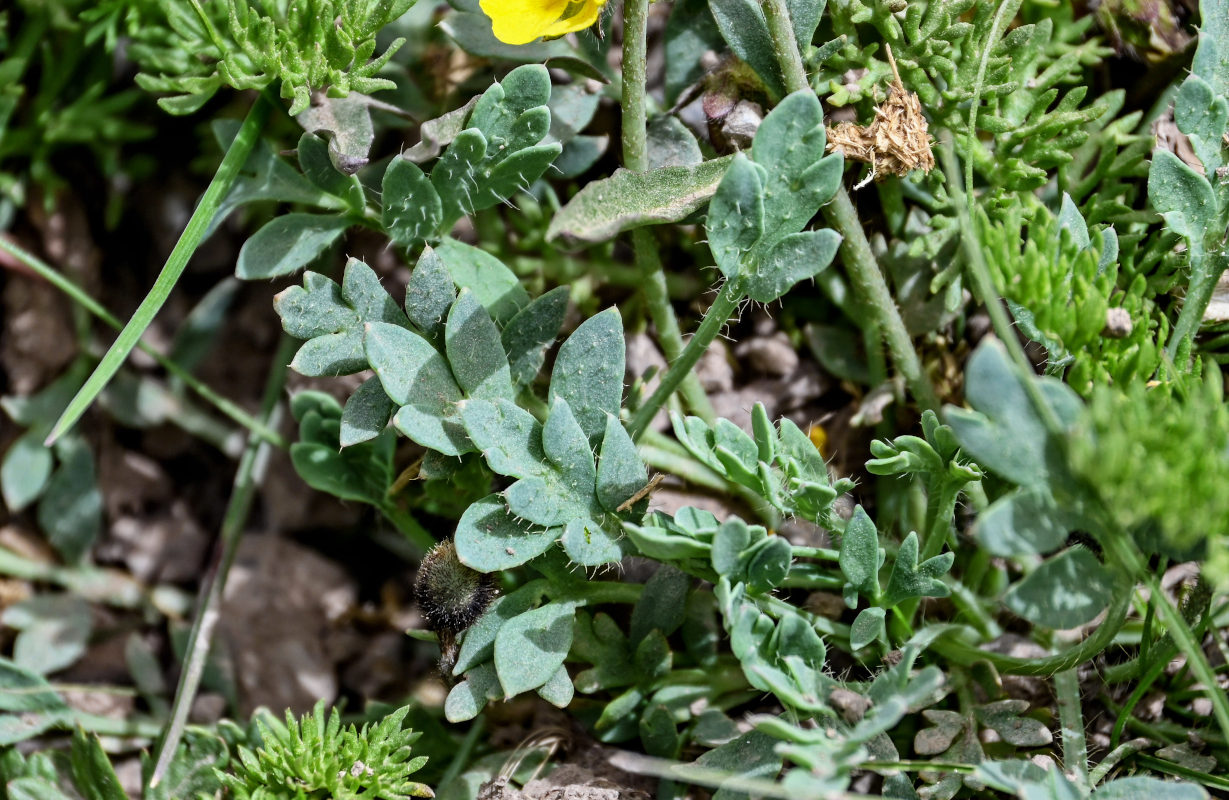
[45,94,273,446]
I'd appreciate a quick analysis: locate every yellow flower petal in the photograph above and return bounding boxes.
[481,0,572,45]
[481,0,606,44]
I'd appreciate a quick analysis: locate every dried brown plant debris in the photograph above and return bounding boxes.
[826,45,935,189]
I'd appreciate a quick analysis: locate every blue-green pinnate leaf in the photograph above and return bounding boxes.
[276,259,410,377]
[542,398,598,493]
[1002,547,1114,629]
[501,286,569,387]
[339,376,395,448]
[839,505,881,601]
[445,662,501,723]
[454,494,560,572]
[975,486,1077,557]
[236,213,350,280]
[595,415,648,513]
[883,531,953,608]
[561,516,624,565]
[434,238,529,326]
[382,157,443,248]
[945,339,1083,486]
[744,228,842,303]
[707,0,784,98]
[494,601,577,697]
[706,154,766,278]
[460,398,547,480]
[454,580,548,674]
[405,246,456,340]
[433,129,488,224]
[446,290,515,401]
[364,322,470,455]
[549,308,625,444]
[751,90,833,241]
[850,607,886,650]
[1148,150,1217,248]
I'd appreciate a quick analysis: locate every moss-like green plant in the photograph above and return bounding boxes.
[222,702,433,800]
[130,0,417,115]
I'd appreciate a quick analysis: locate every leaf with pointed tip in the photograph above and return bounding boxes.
[446,291,515,401]
[364,322,470,455]
[236,213,351,280]
[883,531,953,608]
[839,506,881,601]
[405,246,456,340]
[460,398,547,480]
[706,154,766,278]
[276,260,409,376]
[339,376,394,448]
[596,415,648,513]
[549,308,625,444]
[382,157,443,248]
[744,228,842,303]
[494,601,576,697]
[434,238,529,326]
[454,494,559,572]
[502,286,569,386]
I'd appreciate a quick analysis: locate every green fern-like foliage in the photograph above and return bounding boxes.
[221,701,433,800]
[977,198,1165,394]
[1069,371,1229,574]
[131,0,416,115]
[820,0,1112,190]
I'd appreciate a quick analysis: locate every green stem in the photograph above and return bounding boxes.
[1088,738,1151,787]
[1167,252,1229,360]
[824,188,940,412]
[629,278,743,440]
[761,0,938,412]
[48,93,273,445]
[621,0,714,424]
[0,236,288,449]
[762,0,809,94]
[1055,667,1089,792]
[939,139,1063,433]
[931,583,1132,676]
[148,335,294,791]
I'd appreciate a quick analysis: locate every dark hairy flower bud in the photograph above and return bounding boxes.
[414,540,496,635]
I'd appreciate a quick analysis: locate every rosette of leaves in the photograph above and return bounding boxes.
[230,65,562,279]
[669,402,855,527]
[221,701,432,800]
[130,0,417,115]
[977,196,1165,394]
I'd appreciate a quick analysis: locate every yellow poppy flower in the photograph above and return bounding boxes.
[480,0,606,45]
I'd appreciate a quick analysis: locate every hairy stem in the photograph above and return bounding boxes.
[1102,534,1229,747]
[621,0,715,424]
[823,189,941,412]
[629,278,743,439]
[1055,667,1090,792]
[931,584,1132,676]
[760,0,939,412]
[761,0,809,94]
